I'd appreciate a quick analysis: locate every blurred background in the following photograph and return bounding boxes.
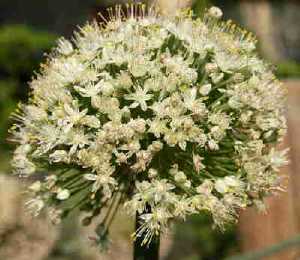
[0,0,300,259]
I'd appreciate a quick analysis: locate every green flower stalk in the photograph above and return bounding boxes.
[10,4,288,249]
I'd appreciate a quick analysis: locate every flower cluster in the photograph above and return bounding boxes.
[10,5,288,246]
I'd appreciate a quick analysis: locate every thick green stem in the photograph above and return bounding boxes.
[133,207,160,260]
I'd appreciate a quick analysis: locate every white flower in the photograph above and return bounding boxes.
[174,171,187,183]
[207,139,219,150]
[29,181,42,193]
[57,37,74,55]
[199,84,212,96]
[124,86,153,111]
[215,176,243,194]
[266,148,289,171]
[183,88,207,116]
[193,154,205,172]
[11,154,36,176]
[51,57,86,84]
[196,180,214,195]
[25,105,47,121]
[205,63,218,74]
[56,189,70,200]
[10,5,287,247]
[81,115,101,128]
[66,129,90,154]
[210,72,224,84]
[45,175,58,189]
[49,207,63,224]
[63,102,100,130]
[98,80,114,96]
[148,168,158,179]
[148,141,163,153]
[128,55,150,77]
[74,83,102,97]
[25,198,44,217]
[208,112,230,129]
[50,150,69,163]
[116,71,133,89]
[148,118,168,138]
[128,118,146,133]
[63,103,88,128]
[34,124,63,154]
[208,6,223,19]
[84,173,117,195]
[14,144,32,155]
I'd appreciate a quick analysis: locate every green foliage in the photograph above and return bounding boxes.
[192,0,211,16]
[276,61,300,79]
[0,24,56,76]
[166,214,239,260]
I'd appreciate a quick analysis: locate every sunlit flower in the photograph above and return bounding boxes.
[10,4,287,248]
[208,6,223,19]
[125,86,153,111]
[56,188,70,200]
